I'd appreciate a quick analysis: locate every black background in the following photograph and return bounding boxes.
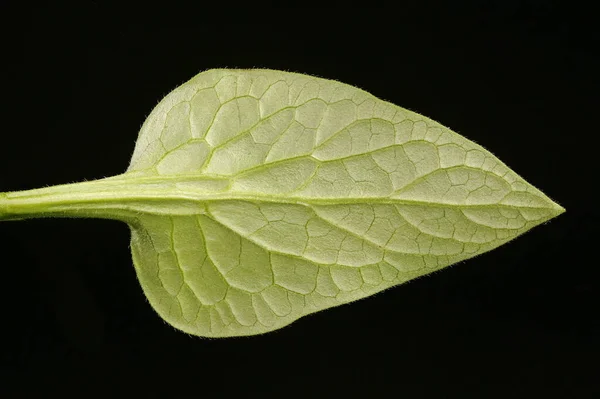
[1,2,597,397]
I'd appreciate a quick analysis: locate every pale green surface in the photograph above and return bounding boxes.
[0,69,564,337]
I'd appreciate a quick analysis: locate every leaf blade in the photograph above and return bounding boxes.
[118,69,564,337]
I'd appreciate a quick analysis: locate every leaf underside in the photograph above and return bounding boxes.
[114,69,564,337]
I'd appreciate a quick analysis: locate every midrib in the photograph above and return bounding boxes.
[0,173,562,222]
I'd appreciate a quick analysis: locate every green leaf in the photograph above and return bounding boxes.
[0,69,564,337]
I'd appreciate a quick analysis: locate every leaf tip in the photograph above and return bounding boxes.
[548,198,566,218]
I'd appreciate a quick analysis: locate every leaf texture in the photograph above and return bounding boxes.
[121,69,564,337]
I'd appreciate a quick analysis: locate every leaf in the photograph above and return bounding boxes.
[0,69,564,337]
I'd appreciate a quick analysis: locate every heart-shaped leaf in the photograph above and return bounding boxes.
[0,69,564,337]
